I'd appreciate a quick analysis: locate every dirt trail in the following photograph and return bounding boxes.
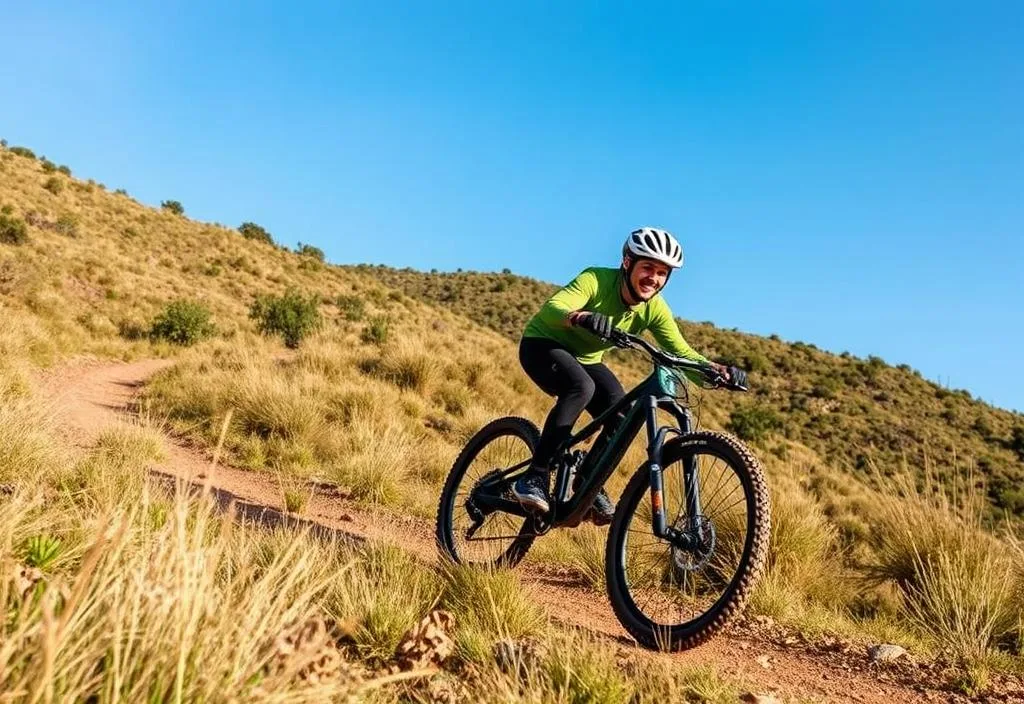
[37,357,980,704]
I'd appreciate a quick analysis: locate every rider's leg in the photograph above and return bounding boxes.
[576,362,625,525]
[514,338,596,512]
[581,362,626,450]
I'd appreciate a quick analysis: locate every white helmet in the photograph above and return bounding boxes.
[623,227,683,269]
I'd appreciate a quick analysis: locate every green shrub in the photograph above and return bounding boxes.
[727,404,783,442]
[997,487,1024,515]
[40,158,56,173]
[43,176,62,195]
[55,213,79,237]
[238,221,273,244]
[58,165,71,176]
[9,146,35,159]
[296,242,325,262]
[0,214,29,245]
[149,300,216,345]
[335,294,365,321]
[810,375,841,400]
[161,200,184,215]
[1009,427,1024,461]
[360,316,390,345]
[249,288,322,349]
[744,349,769,373]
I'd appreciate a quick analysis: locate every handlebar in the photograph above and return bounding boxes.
[607,330,749,392]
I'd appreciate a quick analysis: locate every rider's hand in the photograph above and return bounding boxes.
[727,366,749,388]
[570,311,614,340]
[709,362,747,388]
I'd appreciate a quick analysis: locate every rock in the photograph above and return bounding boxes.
[740,693,783,704]
[867,643,907,663]
[394,609,456,671]
[755,654,772,670]
[265,616,361,687]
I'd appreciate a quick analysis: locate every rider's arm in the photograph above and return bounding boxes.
[533,268,599,328]
[645,297,710,364]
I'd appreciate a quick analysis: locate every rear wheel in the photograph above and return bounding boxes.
[605,431,770,651]
[435,416,539,568]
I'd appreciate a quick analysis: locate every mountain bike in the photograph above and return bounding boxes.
[435,329,770,651]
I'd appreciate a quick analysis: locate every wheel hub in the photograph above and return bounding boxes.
[670,515,716,571]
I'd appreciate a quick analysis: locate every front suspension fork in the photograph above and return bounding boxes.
[646,398,702,548]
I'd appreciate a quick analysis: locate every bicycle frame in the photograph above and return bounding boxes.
[472,363,703,543]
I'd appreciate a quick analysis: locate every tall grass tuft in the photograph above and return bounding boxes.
[866,470,1019,661]
[440,563,547,663]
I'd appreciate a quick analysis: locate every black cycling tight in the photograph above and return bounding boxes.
[518,337,625,472]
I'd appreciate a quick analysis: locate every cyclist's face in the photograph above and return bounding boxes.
[627,257,671,300]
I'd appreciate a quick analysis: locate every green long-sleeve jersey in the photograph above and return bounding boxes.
[522,267,709,366]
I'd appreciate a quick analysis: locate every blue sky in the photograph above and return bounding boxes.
[3,2,1022,411]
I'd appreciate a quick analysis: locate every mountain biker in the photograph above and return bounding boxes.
[514,227,739,525]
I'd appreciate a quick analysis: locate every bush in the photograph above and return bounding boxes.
[41,158,56,173]
[1009,427,1024,462]
[727,404,783,442]
[296,242,325,262]
[58,165,71,176]
[43,176,63,195]
[249,288,322,349]
[360,316,390,345]
[238,221,273,244]
[161,200,184,215]
[9,146,35,159]
[55,213,79,237]
[810,375,841,400]
[149,300,216,345]
[0,214,29,245]
[335,294,365,321]
[744,349,769,373]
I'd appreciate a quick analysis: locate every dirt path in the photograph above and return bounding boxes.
[36,358,994,704]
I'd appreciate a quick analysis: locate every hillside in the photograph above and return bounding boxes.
[361,265,1024,520]
[2,141,1023,701]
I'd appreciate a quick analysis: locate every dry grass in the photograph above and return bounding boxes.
[862,471,1021,662]
[4,143,1024,693]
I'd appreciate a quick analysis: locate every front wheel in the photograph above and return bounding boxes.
[435,416,539,568]
[605,431,770,651]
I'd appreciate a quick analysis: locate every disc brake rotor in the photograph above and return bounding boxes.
[670,515,716,572]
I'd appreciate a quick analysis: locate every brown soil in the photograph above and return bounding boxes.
[35,358,1024,704]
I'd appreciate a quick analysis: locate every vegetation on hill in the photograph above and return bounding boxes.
[360,265,1024,520]
[2,140,1023,698]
